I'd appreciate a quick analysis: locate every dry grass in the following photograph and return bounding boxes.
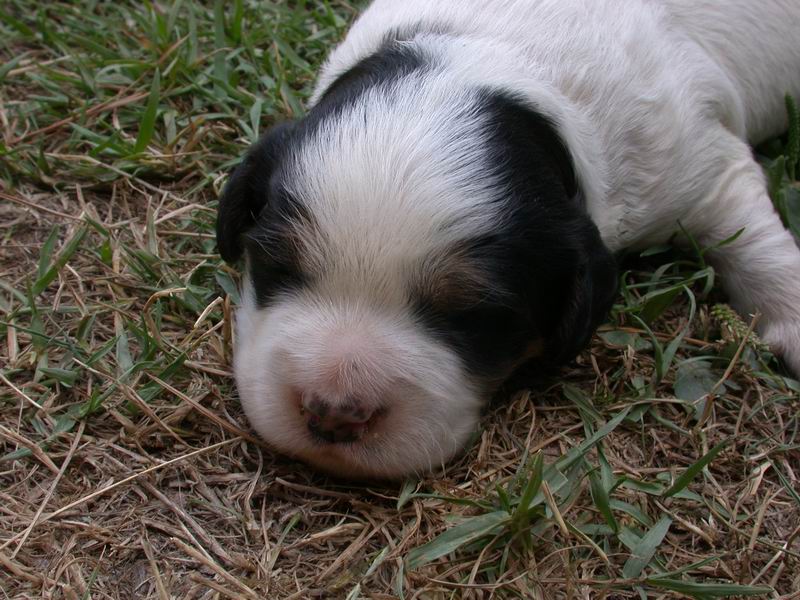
[1,2,799,598]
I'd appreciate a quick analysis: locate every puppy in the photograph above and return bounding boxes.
[217,0,800,479]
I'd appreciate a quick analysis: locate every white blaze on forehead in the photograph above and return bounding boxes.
[286,71,504,298]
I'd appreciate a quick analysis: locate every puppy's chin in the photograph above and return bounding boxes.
[233,288,484,480]
[237,378,481,480]
[286,413,477,480]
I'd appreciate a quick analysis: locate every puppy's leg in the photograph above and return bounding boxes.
[688,137,800,375]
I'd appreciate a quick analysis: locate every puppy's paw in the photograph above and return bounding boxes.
[760,319,800,377]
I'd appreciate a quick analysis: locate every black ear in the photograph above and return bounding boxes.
[547,218,618,364]
[216,122,294,263]
[480,90,618,366]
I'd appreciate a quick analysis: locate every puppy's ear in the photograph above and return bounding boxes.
[482,90,618,367]
[548,218,618,364]
[216,123,294,263]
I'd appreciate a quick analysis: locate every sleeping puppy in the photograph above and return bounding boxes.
[216,0,800,479]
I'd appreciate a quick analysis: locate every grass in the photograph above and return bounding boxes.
[1,1,799,598]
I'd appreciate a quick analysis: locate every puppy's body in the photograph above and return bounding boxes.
[219,1,800,478]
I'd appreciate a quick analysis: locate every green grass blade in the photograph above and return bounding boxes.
[0,8,35,37]
[134,68,161,154]
[0,51,27,81]
[660,286,696,375]
[772,462,800,508]
[213,0,228,98]
[396,479,417,510]
[230,0,244,43]
[187,1,198,63]
[115,329,134,376]
[495,484,512,512]
[609,499,652,527]
[639,286,682,324]
[249,97,263,142]
[648,555,723,580]
[553,406,631,474]
[622,516,671,578]
[37,226,60,280]
[645,578,772,597]
[631,315,665,381]
[394,558,405,600]
[589,469,618,533]
[662,441,728,498]
[563,384,602,423]
[32,224,89,296]
[166,0,184,35]
[406,511,509,569]
[39,367,79,387]
[786,94,799,180]
[768,156,789,226]
[513,451,544,519]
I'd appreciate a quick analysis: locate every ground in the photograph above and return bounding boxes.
[1,2,799,599]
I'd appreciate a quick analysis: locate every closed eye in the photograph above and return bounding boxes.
[413,297,536,378]
[448,300,536,347]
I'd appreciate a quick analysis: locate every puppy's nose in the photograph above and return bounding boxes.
[301,393,374,443]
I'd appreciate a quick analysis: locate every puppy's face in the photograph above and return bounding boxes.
[217,48,617,479]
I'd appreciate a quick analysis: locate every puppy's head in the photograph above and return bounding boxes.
[217,44,616,479]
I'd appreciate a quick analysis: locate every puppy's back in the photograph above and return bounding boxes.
[663,0,800,143]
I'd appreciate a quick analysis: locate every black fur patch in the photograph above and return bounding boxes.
[217,42,429,307]
[216,123,295,264]
[412,91,617,378]
[308,40,428,133]
[242,205,311,306]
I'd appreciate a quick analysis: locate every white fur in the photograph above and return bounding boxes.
[235,273,482,478]
[234,0,800,478]
[313,0,800,366]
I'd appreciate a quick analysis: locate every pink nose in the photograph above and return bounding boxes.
[301,393,374,443]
